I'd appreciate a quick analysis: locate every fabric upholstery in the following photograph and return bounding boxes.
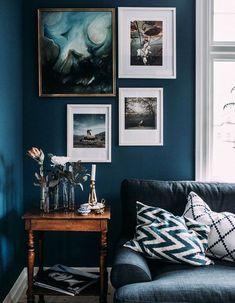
[184,191,235,262]
[111,238,152,289]
[121,179,235,237]
[111,179,235,303]
[114,261,235,303]
[124,201,212,266]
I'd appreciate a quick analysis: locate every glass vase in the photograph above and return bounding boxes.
[62,179,69,210]
[43,186,50,213]
[69,184,75,211]
[40,185,46,211]
[53,185,60,210]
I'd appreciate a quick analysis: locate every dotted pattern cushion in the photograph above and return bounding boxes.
[124,201,213,266]
[184,191,235,262]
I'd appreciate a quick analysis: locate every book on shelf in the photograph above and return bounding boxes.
[34,264,99,296]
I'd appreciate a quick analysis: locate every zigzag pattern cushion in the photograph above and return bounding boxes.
[124,201,212,266]
[184,191,235,262]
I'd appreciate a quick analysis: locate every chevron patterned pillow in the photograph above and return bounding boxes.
[124,201,213,266]
[184,191,235,262]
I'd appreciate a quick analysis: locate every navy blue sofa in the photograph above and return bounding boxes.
[111,179,235,303]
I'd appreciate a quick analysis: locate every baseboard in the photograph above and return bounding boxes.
[3,267,111,303]
[3,268,27,303]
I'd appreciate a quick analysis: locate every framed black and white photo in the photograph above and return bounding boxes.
[119,88,163,146]
[118,7,176,78]
[67,104,111,162]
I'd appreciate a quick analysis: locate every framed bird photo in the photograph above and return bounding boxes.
[118,7,176,79]
[119,88,163,146]
[38,8,116,97]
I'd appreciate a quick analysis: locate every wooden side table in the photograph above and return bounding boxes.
[22,208,111,303]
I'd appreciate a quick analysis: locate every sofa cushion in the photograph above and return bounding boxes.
[184,191,235,262]
[124,201,212,266]
[114,261,235,303]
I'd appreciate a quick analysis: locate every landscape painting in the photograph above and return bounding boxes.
[38,8,115,96]
[130,20,163,66]
[125,97,157,129]
[73,114,106,148]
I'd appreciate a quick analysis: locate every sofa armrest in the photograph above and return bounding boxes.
[110,240,152,289]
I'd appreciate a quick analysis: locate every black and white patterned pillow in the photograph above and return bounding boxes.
[124,201,213,266]
[184,191,235,262]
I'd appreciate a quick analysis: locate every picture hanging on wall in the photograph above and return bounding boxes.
[38,8,116,97]
[118,7,176,79]
[67,104,112,162]
[119,88,163,146]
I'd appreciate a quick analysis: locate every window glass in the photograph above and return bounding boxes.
[212,61,235,181]
[213,0,235,42]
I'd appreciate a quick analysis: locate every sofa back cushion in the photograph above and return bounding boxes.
[121,179,235,237]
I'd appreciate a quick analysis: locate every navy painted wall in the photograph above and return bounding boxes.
[0,0,23,301]
[23,0,195,266]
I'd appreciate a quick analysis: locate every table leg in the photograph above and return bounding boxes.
[38,231,44,274]
[38,231,45,303]
[27,230,35,303]
[100,225,108,303]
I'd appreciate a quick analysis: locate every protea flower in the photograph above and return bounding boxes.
[27,147,44,165]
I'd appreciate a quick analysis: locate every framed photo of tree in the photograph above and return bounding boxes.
[118,7,176,79]
[119,88,163,146]
[67,104,112,162]
[38,8,116,97]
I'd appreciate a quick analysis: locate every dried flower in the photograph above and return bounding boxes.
[27,147,44,165]
[50,156,71,167]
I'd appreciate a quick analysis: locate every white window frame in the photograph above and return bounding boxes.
[196,0,235,181]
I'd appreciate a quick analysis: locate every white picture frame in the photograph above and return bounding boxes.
[118,7,176,79]
[67,104,112,162]
[119,88,163,146]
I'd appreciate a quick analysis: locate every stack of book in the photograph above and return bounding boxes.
[34,264,99,296]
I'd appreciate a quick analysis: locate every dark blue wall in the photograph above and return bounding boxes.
[0,0,23,301]
[23,0,195,266]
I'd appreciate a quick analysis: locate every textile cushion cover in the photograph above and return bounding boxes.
[124,201,212,266]
[184,191,235,262]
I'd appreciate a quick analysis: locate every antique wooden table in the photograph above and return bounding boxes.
[22,208,111,303]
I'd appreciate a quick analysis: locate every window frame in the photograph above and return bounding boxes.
[196,0,235,181]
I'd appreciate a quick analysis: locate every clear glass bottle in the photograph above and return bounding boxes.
[62,179,69,210]
[69,184,75,211]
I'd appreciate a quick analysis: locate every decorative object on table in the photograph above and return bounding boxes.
[34,264,99,296]
[88,164,98,207]
[27,147,57,212]
[119,88,163,146]
[67,104,112,162]
[27,148,89,212]
[118,7,176,79]
[37,8,116,97]
[77,206,91,215]
[49,155,90,211]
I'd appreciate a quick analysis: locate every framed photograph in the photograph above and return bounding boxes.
[118,7,176,79]
[67,104,111,162]
[119,88,163,146]
[38,8,116,97]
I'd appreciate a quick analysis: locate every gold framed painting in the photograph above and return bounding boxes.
[38,8,116,97]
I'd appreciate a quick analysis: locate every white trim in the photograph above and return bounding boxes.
[3,268,27,303]
[3,267,112,303]
[195,0,211,181]
[196,0,235,181]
